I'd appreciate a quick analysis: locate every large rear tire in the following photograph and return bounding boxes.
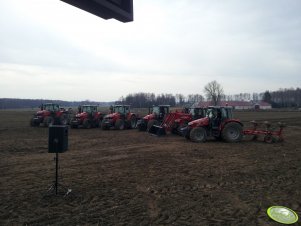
[147,120,159,131]
[83,118,91,129]
[190,127,207,142]
[221,122,243,143]
[115,119,125,130]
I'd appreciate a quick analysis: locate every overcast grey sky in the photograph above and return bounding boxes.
[0,0,300,101]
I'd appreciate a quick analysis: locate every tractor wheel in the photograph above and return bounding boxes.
[190,127,207,142]
[129,116,137,129]
[83,119,91,129]
[43,116,54,127]
[97,119,102,128]
[264,134,275,143]
[115,119,125,130]
[221,122,243,143]
[30,118,37,127]
[101,121,109,130]
[147,120,159,131]
[59,114,67,125]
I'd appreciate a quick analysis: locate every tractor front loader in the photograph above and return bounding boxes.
[148,107,206,136]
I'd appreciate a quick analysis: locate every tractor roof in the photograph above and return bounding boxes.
[82,105,97,107]
[208,106,233,109]
[114,105,130,107]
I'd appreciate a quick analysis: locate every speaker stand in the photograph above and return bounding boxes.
[44,152,72,198]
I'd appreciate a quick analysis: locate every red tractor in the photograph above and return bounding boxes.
[101,105,137,130]
[182,106,244,142]
[148,107,206,136]
[137,105,170,131]
[30,103,68,127]
[70,105,104,129]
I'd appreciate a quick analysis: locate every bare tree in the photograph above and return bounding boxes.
[204,80,224,106]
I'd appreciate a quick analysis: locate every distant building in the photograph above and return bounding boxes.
[197,101,272,110]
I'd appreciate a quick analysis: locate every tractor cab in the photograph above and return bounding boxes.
[150,105,170,121]
[113,105,130,116]
[41,103,60,112]
[206,106,233,129]
[188,107,207,120]
[82,105,97,114]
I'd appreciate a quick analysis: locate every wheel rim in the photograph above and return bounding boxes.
[194,129,205,141]
[227,126,240,140]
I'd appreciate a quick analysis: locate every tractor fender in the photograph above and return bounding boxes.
[221,119,244,130]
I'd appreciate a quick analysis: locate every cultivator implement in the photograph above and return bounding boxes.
[243,121,286,143]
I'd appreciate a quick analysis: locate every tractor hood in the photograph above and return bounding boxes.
[143,114,155,121]
[188,117,209,127]
[36,110,49,116]
[76,112,88,118]
[104,112,118,119]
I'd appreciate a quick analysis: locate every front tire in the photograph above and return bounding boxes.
[59,114,67,125]
[83,118,91,129]
[222,122,243,143]
[190,127,207,142]
[43,116,54,127]
[129,116,137,129]
[115,119,125,130]
[101,121,109,130]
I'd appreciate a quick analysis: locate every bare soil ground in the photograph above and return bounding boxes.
[1,110,301,226]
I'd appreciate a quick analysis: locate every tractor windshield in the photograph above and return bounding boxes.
[82,106,95,113]
[114,106,129,114]
[152,106,160,114]
[43,104,59,111]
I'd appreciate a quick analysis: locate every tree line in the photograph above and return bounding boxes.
[0,98,112,109]
[263,88,301,108]
[1,82,300,109]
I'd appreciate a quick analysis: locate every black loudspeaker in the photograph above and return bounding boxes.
[48,125,68,153]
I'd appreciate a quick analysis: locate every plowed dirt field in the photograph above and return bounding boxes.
[1,110,301,225]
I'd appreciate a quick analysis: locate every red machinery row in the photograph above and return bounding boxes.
[30,103,285,143]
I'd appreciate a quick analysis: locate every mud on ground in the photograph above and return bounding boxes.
[0,110,301,225]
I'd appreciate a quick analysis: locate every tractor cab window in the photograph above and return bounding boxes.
[152,106,160,114]
[189,108,195,116]
[53,105,59,111]
[82,106,93,113]
[221,108,228,119]
[206,108,216,119]
[124,106,130,114]
[44,104,54,111]
[114,106,125,114]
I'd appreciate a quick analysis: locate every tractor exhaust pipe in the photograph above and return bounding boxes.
[148,125,166,136]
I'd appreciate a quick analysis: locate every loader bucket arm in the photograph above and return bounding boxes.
[148,113,177,136]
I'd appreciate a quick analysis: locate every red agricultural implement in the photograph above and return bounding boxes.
[148,107,206,136]
[243,120,286,143]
